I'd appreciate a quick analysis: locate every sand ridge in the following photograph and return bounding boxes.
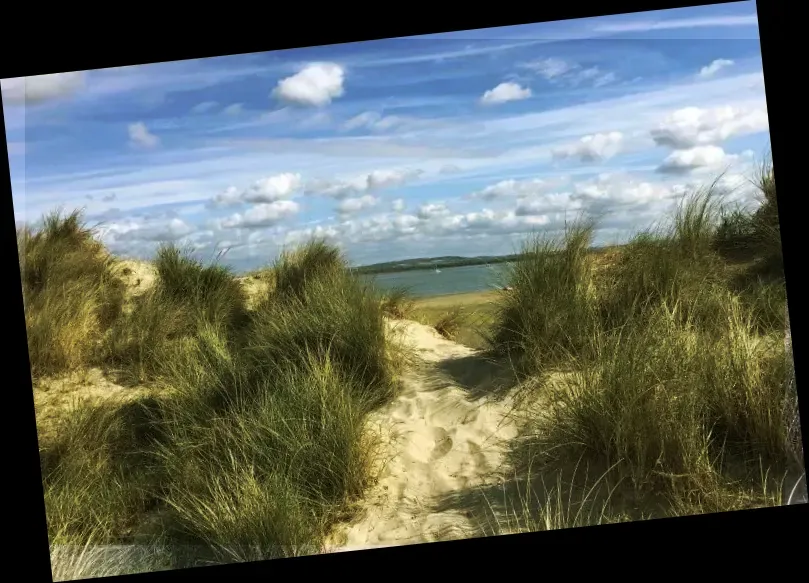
[326,319,520,552]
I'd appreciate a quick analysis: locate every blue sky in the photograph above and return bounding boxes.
[3,1,770,271]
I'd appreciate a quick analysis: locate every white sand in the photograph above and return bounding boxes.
[326,319,520,552]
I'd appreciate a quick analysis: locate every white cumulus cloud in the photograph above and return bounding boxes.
[128,122,160,148]
[337,195,378,214]
[211,186,242,207]
[221,200,300,229]
[417,203,451,220]
[552,132,624,162]
[242,173,303,203]
[650,105,768,149]
[656,145,733,174]
[306,168,423,199]
[471,177,566,201]
[272,62,345,107]
[572,173,681,209]
[480,82,532,105]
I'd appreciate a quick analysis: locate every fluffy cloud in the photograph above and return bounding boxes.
[272,62,345,107]
[552,132,624,162]
[515,192,579,216]
[209,167,749,261]
[656,145,733,174]
[337,195,378,214]
[221,200,300,229]
[1,72,85,105]
[572,172,682,209]
[283,224,343,247]
[471,177,566,201]
[392,198,406,212]
[98,217,195,246]
[128,122,160,148]
[417,203,451,220]
[480,82,532,105]
[242,173,303,203]
[699,59,734,79]
[210,173,302,207]
[211,186,242,207]
[650,106,769,149]
[305,168,423,199]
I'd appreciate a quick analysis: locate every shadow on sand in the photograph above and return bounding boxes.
[417,352,518,402]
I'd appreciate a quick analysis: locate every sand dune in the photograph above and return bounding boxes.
[326,319,520,552]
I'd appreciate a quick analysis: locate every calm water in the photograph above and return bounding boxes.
[362,263,513,298]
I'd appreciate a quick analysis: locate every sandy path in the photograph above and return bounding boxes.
[326,319,519,552]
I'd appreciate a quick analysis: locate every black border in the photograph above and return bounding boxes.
[4,0,805,581]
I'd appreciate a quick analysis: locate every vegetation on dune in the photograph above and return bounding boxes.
[380,286,415,320]
[433,307,465,341]
[102,243,250,383]
[19,210,125,377]
[23,221,402,577]
[23,154,801,577]
[487,218,600,377]
[155,351,375,563]
[486,156,801,524]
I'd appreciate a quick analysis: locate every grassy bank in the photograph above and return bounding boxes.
[480,159,803,528]
[411,158,801,529]
[21,222,405,578]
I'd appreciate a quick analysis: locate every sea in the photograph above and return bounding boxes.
[360,263,513,298]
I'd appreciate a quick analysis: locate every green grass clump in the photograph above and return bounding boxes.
[248,245,401,410]
[152,244,248,330]
[31,229,403,573]
[155,350,373,563]
[272,239,345,302]
[40,397,161,548]
[600,185,726,334]
[104,244,248,382]
[433,307,465,340]
[483,160,798,524]
[697,296,795,467]
[536,302,712,492]
[380,286,415,319]
[19,210,125,376]
[487,218,600,376]
[515,292,795,511]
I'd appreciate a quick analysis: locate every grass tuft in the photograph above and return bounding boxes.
[487,218,600,376]
[19,209,125,376]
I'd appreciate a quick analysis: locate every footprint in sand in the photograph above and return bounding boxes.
[461,408,479,425]
[430,427,454,460]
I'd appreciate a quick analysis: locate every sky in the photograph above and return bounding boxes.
[3,1,771,271]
